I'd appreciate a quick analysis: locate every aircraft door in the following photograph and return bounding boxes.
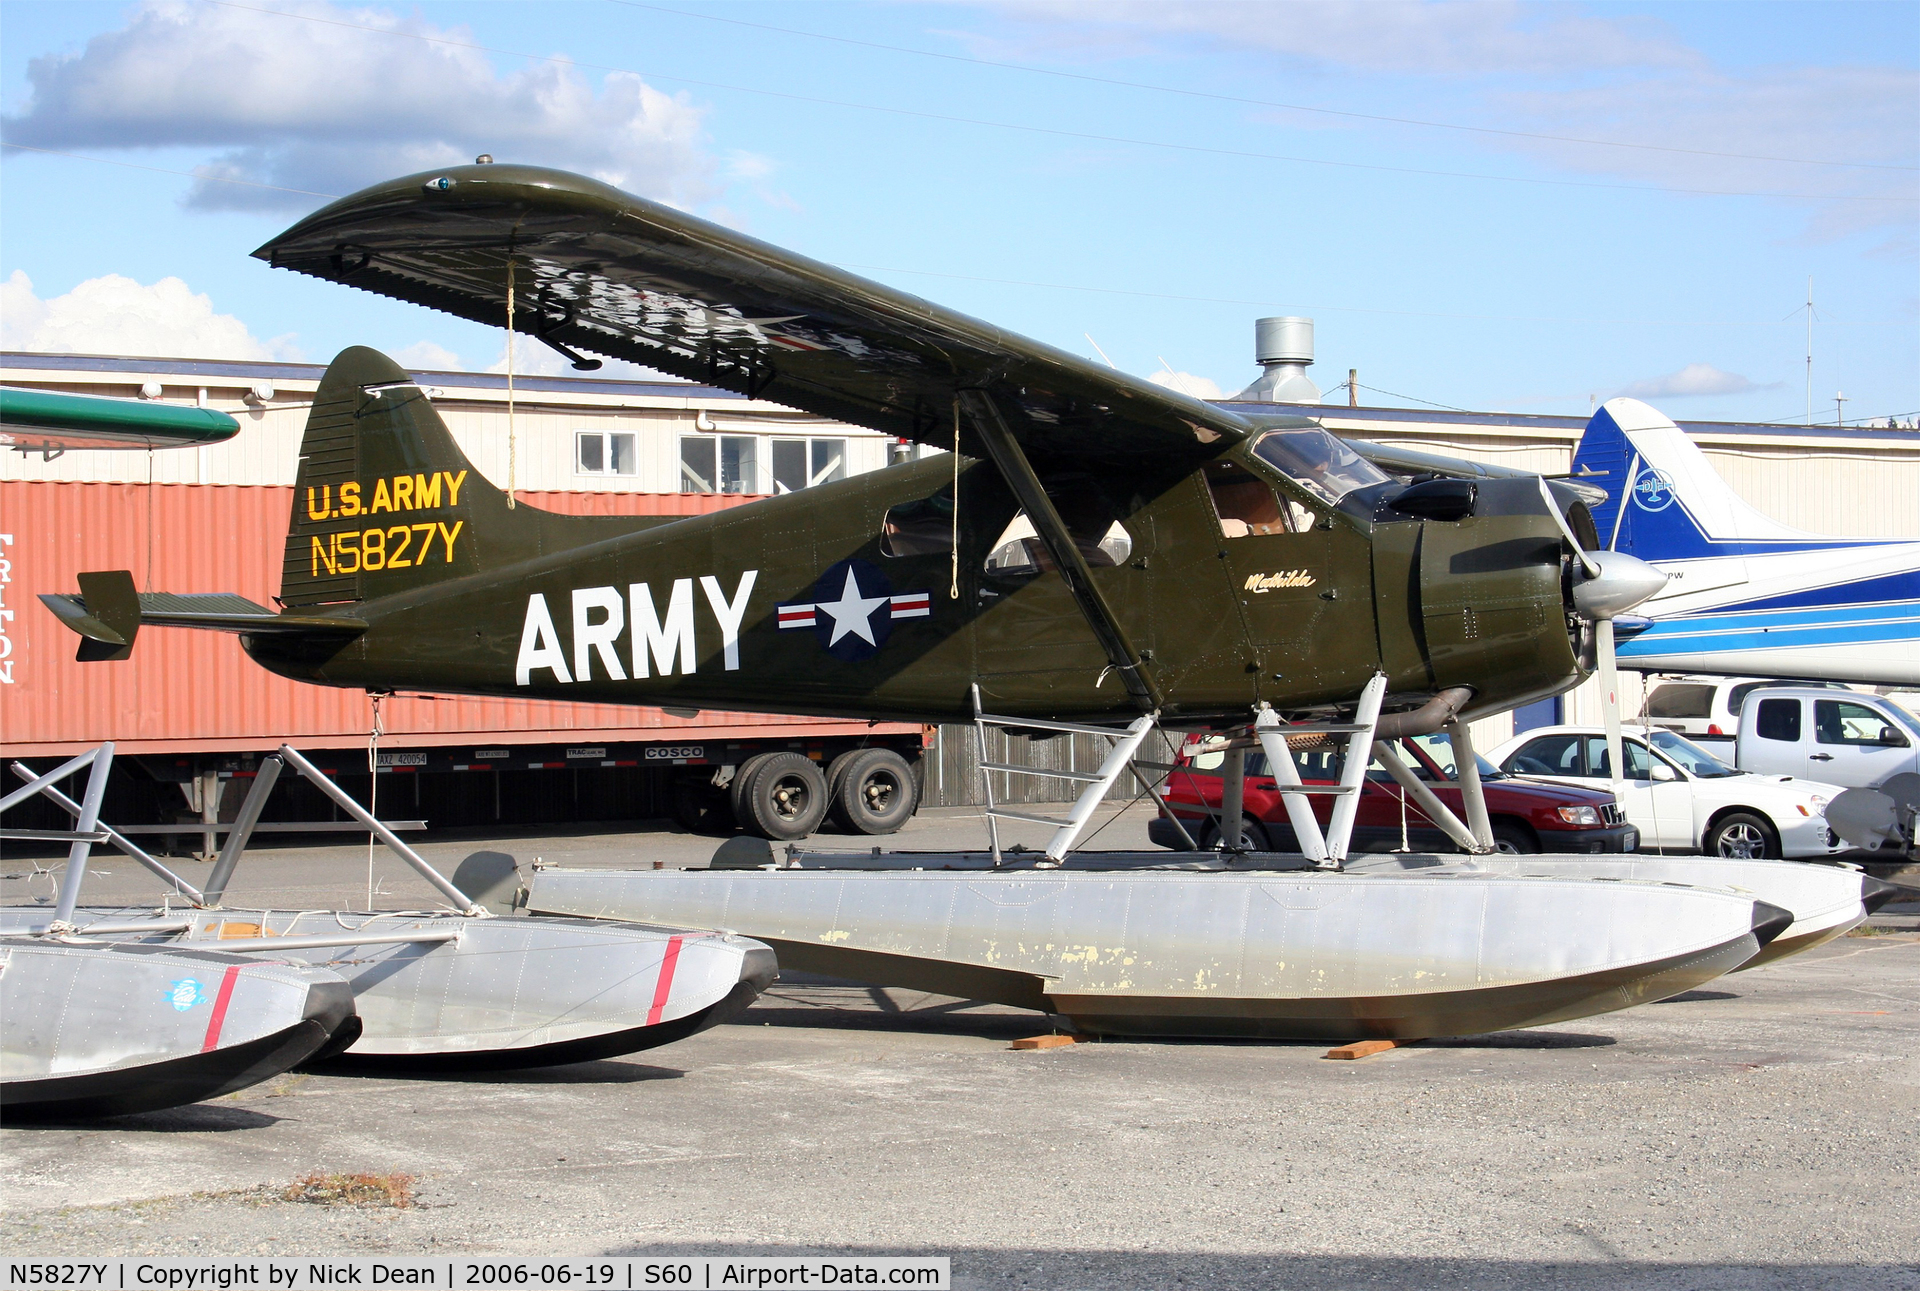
[1812,697,1915,784]
[969,481,1149,700]
[1646,752,1700,851]
[1582,735,1684,849]
[1202,458,1371,697]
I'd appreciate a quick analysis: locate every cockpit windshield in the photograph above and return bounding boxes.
[1252,428,1391,504]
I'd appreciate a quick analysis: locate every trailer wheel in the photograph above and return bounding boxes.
[823,748,864,812]
[737,753,830,841]
[727,751,783,824]
[828,748,919,834]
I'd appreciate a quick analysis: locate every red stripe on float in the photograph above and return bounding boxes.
[646,935,685,1026]
[201,964,242,1052]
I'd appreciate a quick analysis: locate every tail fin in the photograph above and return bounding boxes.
[1572,397,1818,561]
[283,347,520,607]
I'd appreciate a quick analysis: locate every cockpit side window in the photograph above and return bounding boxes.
[1251,428,1390,504]
[984,513,1132,576]
[880,490,955,557]
[1204,460,1312,538]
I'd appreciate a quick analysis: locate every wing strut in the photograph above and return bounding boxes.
[958,389,1162,713]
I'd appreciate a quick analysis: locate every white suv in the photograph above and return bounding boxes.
[1487,724,1845,860]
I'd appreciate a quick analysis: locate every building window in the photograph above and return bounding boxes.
[577,431,636,476]
[680,435,760,493]
[811,438,847,486]
[771,437,849,493]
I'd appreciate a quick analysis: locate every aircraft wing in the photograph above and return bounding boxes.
[253,164,1249,463]
[1,388,240,453]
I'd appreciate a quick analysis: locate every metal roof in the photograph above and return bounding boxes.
[0,350,741,403]
[6,350,1913,444]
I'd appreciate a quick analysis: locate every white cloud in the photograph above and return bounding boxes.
[1149,368,1226,399]
[2,1,717,211]
[0,269,298,360]
[726,151,776,181]
[391,341,465,372]
[1617,363,1777,399]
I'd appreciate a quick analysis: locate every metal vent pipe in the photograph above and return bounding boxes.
[1234,316,1321,403]
[1255,316,1314,366]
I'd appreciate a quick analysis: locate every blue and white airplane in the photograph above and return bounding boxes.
[1570,398,1920,687]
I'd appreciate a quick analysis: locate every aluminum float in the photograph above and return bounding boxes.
[526,852,1792,1041]
[523,674,1792,1043]
[2,905,777,1068]
[0,939,355,1121]
[4,744,775,1069]
[1342,853,1901,969]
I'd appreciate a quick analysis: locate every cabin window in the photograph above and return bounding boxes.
[1754,698,1801,743]
[1399,732,1501,781]
[1816,700,1907,747]
[983,512,1131,576]
[771,437,849,493]
[1646,683,1714,720]
[1204,460,1311,537]
[881,490,956,557]
[577,431,636,476]
[1581,736,1652,780]
[680,435,760,493]
[1251,428,1390,504]
[1507,734,1581,776]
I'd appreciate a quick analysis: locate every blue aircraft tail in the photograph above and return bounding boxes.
[1572,401,1722,561]
[1571,398,1876,560]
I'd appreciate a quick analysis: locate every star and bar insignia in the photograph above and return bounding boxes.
[776,559,931,661]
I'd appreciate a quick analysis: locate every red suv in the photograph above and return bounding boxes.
[1150,732,1637,855]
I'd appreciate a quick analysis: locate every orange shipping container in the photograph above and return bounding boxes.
[1,481,919,756]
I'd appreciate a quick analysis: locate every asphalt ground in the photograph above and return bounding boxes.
[4,807,1919,1288]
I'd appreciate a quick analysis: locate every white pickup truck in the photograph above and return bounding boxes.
[1736,687,1920,789]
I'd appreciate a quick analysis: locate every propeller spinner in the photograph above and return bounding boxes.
[1537,477,1670,792]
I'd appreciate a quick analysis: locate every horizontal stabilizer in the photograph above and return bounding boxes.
[40,572,366,663]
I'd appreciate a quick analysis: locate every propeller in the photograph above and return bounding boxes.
[1537,477,1670,797]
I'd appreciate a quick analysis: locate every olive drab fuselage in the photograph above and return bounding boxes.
[246,405,1583,727]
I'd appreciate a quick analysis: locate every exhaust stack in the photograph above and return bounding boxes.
[1235,316,1321,403]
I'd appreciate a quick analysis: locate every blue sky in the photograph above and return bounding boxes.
[3,1,1914,425]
